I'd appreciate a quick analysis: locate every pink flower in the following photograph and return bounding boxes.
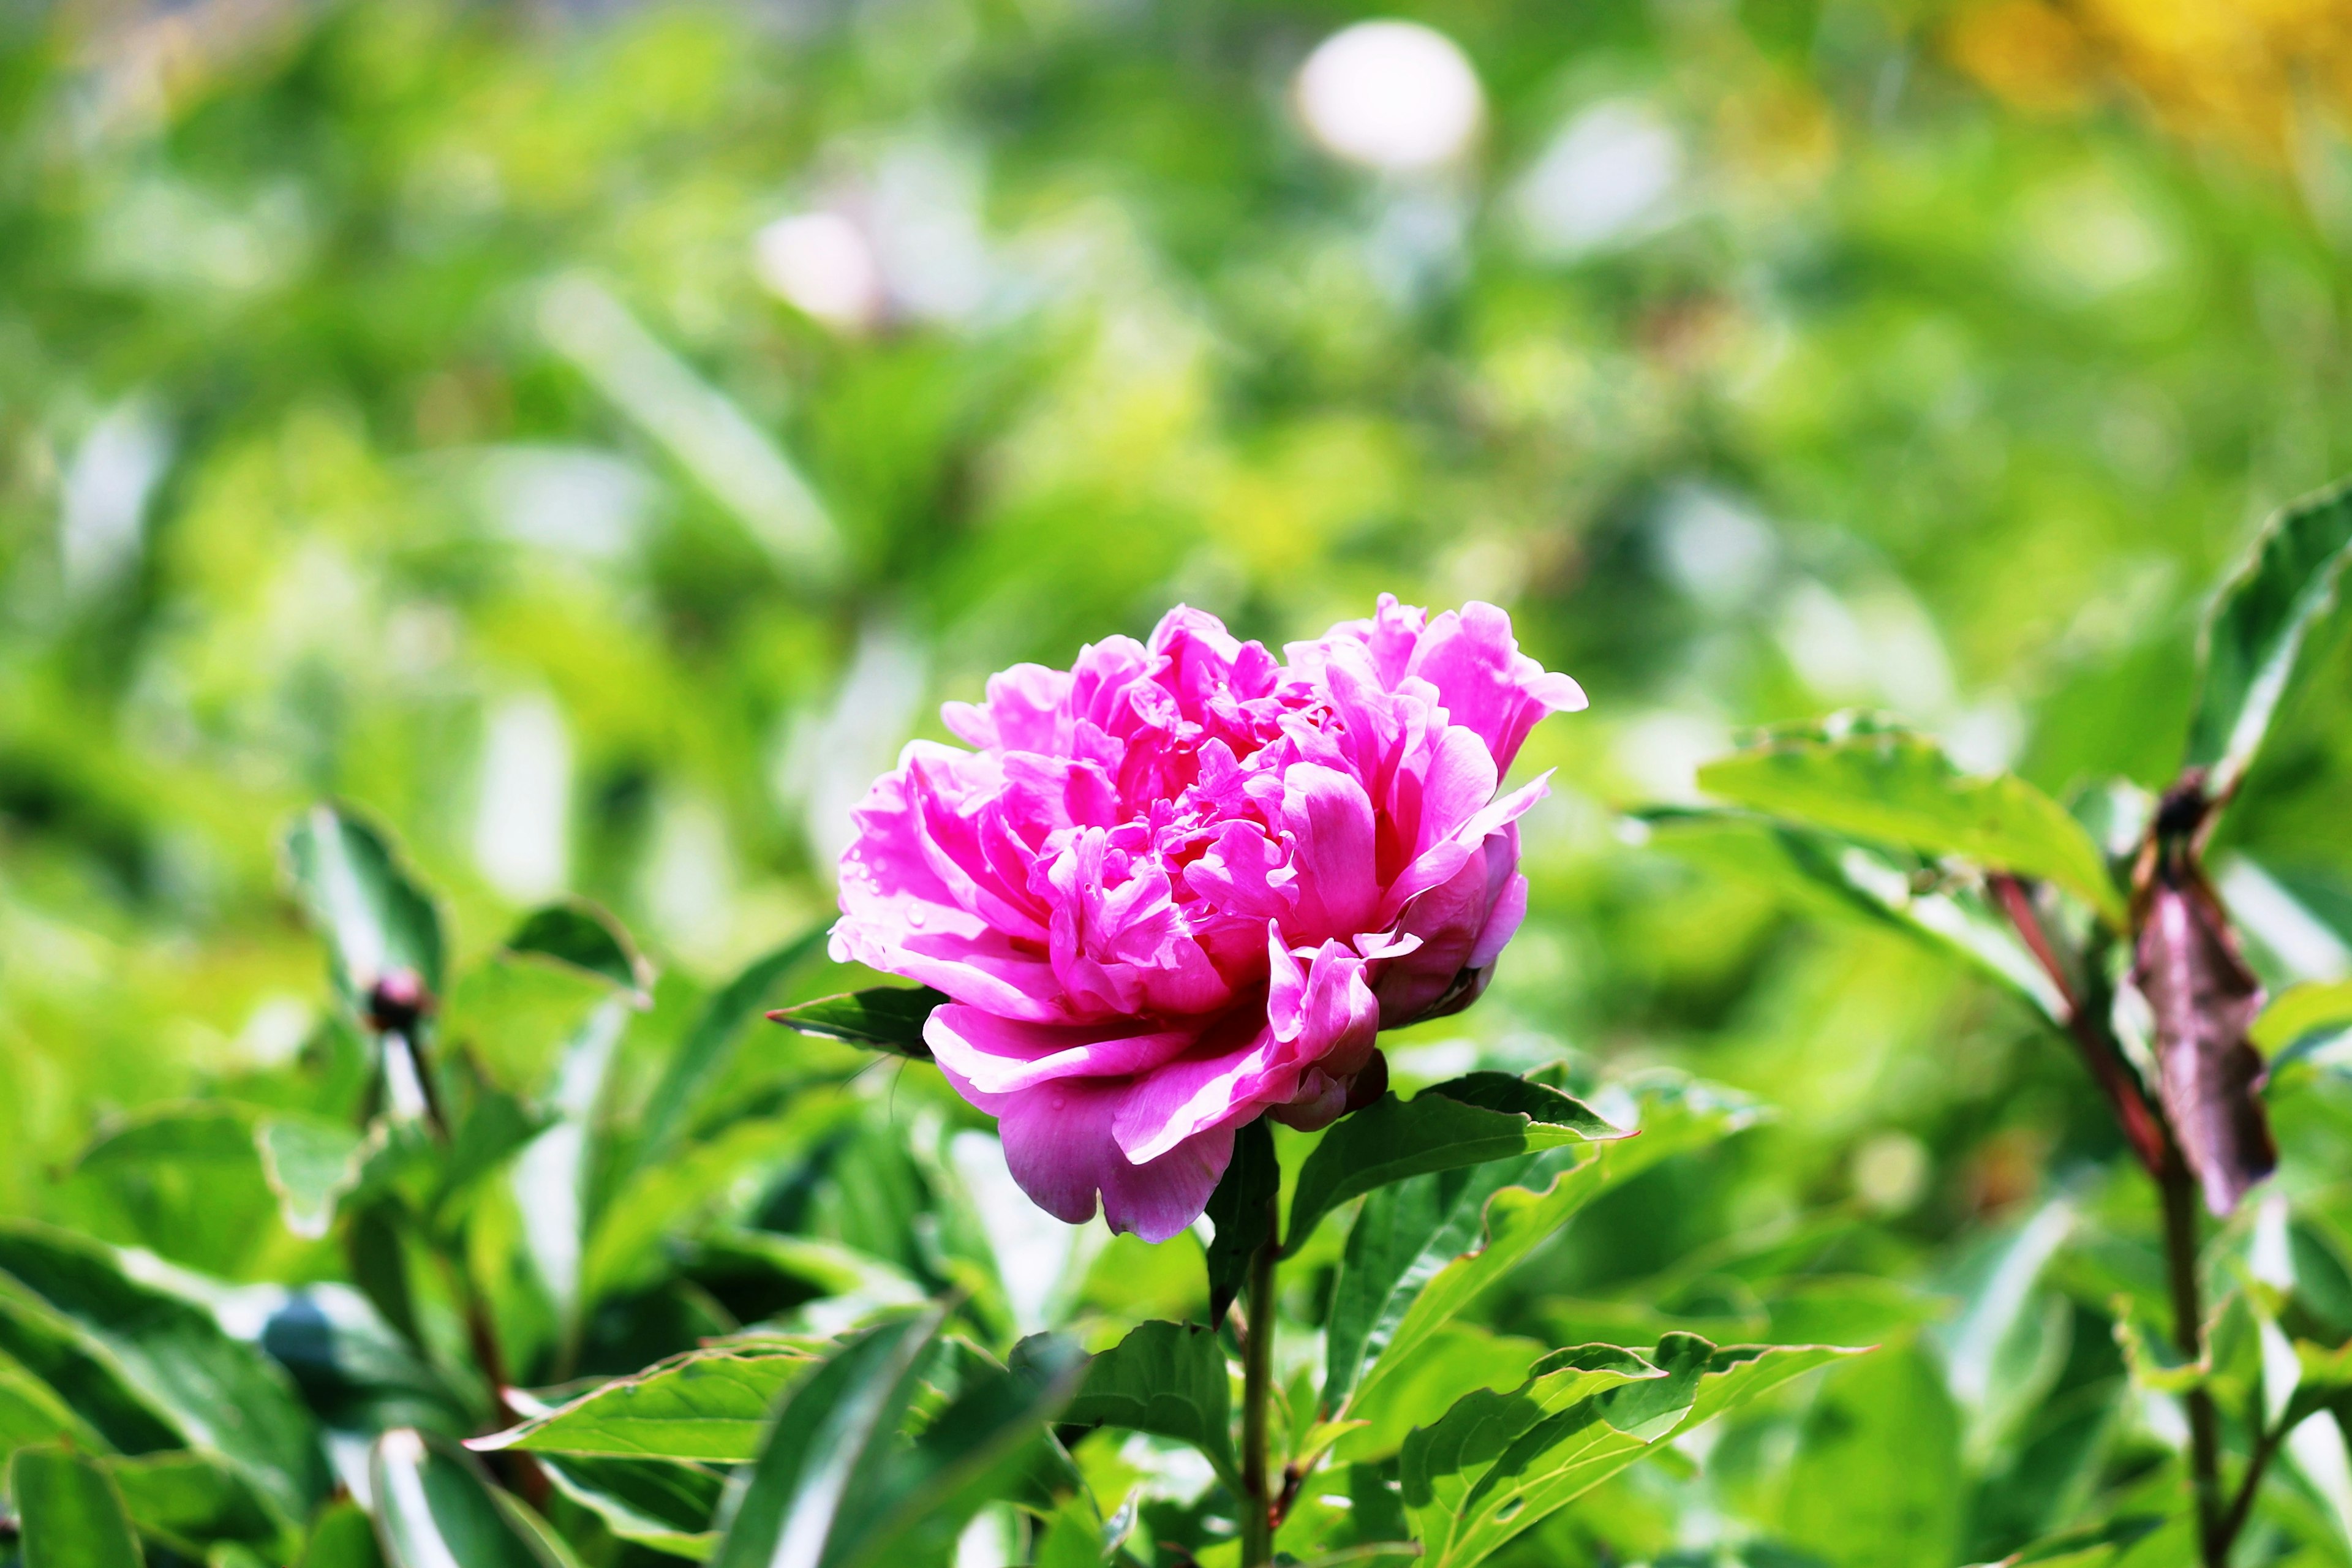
[831,598,1585,1241]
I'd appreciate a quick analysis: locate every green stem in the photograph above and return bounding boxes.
[2162,1163,2226,1565]
[1240,1225,1278,1567]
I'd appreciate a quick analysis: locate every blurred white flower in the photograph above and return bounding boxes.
[474,691,572,903]
[1295,21,1485,174]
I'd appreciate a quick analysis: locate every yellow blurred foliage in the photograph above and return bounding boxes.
[1948,0,2352,160]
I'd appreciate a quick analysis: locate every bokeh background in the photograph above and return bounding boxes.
[5,0,2352,1553]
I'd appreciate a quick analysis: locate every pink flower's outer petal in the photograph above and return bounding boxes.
[924,1005,1200,1096]
[1380,772,1551,924]
[947,1066,1235,1242]
[1374,824,1525,1028]
[1404,603,1588,774]
[1117,932,1378,1164]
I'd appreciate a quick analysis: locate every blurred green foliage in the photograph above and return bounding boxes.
[5,0,2352,1562]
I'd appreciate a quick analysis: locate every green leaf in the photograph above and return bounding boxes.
[1286,1072,1624,1259]
[1403,1334,1858,1568]
[824,1333,1090,1568]
[2255,979,2352,1054]
[0,1355,102,1463]
[0,1224,329,1527]
[1054,1319,1238,1488]
[107,1451,282,1557]
[255,1116,371,1241]
[1202,1118,1276,1325]
[1695,717,2126,928]
[1971,1515,2168,1567]
[537,1453,723,1559]
[472,1345,813,1463]
[369,1428,571,1568]
[282,804,445,1008]
[2185,479,2352,799]
[1326,1075,1765,1414]
[767,986,945,1058]
[1641,807,2065,1024]
[10,1444,145,1568]
[1777,1348,1962,1568]
[1400,1343,1665,1568]
[641,929,829,1160]
[293,1501,385,1568]
[710,1309,944,1568]
[503,902,652,997]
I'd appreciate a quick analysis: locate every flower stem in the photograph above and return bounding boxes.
[1241,1224,1279,1567]
[2162,1163,2227,1565]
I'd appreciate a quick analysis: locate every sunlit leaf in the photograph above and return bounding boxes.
[1695,717,2127,928]
[1969,1514,2168,1567]
[10,1444,145,1568]
[473,1345,813,1463]
[107,1450,282,1558]
[0,1224,328,1527]
[255,1115,372,1241]
[2184,480,2352,800]
[292,1501,384,1568]
[1328,1075,1766,1414]
[824,1332,1088,1567]
[710,1309,943,1568]
[1642,807,2065,1023]
[641,929,829,1161]
[1054,1319,1238,1487]
[767,986,944,1058]
[2255,979,2352,1054]
[537,1453,724,1559]
[1777,1348,1961,1565]
[370,1428,573,1568]
[503,901,652,997]
[1286,1071,1625,1259]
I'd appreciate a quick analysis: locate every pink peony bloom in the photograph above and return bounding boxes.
[831,598,1585,1241]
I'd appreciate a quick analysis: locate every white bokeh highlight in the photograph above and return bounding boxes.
[1295,21,1485,174]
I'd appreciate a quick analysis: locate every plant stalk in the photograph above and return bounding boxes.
[2161,1163,2227,1565]
[1240,1224,1279,1567]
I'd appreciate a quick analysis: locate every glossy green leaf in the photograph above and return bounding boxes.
[0,1224,328,1526]
[473,1345,812,1463]
[107,1451,281,1557]
[1286,1072,1625,1259]
[1695,717,2126,927]
[282,804,445,1006]
[0,1371,97,1510]
[1641,807,2065,1023]
[10,1444,145,1568]
[503,902,651,996]
[537,1453,723,1559]
[369,1428,570,1568]
[1972,1515,2167,1567]
[824,1332,1089,1567]
[2255,979,2352,1054]
[2185,480,2352,798]
[293,1501,385,1568]
[641,929,829,1160]
[1202,1118,1276,1324]
[1327,1075,1766,1414]
[710,1309,944,1568]
[767,986,945,1059]
[1404,1334,1857,1568]
[1054,1319,1238,1487]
